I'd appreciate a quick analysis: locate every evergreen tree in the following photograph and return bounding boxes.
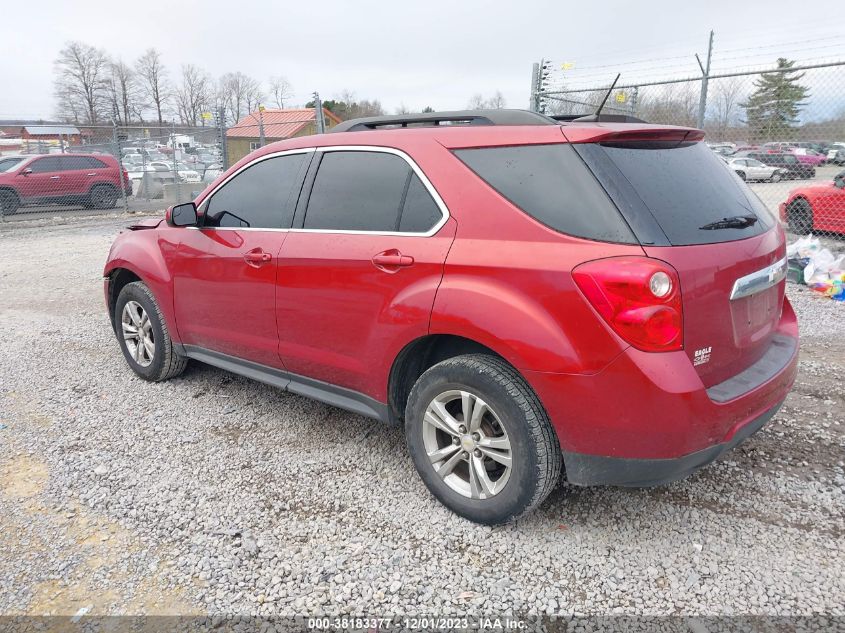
[742,58,809,141]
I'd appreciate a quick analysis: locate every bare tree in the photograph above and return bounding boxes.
[711,77,746,139]
[395,103,410,115]
[218,71,262,122]
[136,48,170,126]
[106,59,140,125]
[467,93,486,109]
[53,41,110,124]
[466,91,506,109]
[486,91,506,109]
[174,64,211,125]
[268,76,292,109]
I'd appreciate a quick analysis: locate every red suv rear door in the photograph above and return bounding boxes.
[276,147,455,400]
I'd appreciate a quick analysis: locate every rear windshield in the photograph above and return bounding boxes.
[453,144,636,244]
[576,141,773,246]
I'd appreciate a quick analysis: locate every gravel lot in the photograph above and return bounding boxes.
[0,213,843,620]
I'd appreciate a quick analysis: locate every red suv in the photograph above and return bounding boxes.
[0,153,131,215]
[103,110,798,524]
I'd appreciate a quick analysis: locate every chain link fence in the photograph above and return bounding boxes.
[534,61,845,238]
[0,120,226,220]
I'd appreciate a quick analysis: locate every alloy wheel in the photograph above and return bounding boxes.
[422,389,512,500]
[121,300,155,367]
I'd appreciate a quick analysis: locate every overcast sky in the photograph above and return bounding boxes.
[1,0,844,120]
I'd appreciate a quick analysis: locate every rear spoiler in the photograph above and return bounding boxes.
[562,127,705,145]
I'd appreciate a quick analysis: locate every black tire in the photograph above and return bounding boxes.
[405,354,562,525]
[736,170,746,181]
[87,184,118,209]
[770,171,782,183]
[114,281,187,382]
[0,190,20,215]
[787,198,813,235]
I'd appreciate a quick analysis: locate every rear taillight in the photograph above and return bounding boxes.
[572,256,683,352]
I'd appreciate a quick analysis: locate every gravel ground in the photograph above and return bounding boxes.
[0,214,843,620]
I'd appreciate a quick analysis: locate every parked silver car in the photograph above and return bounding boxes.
[726,157,784,182]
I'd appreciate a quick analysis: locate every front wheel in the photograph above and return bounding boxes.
[405,354,561,525]
[0,190,20,215]
[114,281,187,381]
[787,198,814,235]
[770,171,782,183]
[736,170,747,181]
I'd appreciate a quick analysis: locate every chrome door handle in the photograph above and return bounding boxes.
[50,176,60,179]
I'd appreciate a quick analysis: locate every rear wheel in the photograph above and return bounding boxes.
[405,354,561,525]
[114,281,187,382]
[787,198,814,235]
[736,170,746,181]
[770,171,782,183]
[0,190,20,215]
[87,184,118,209]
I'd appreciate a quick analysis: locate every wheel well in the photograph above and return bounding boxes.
[107,268,141,325]
[388,334,505,426]
[0,186,19,199]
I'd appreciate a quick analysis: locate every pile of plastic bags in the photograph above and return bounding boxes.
[786,235,845,301]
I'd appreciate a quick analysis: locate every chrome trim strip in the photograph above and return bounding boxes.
[195,145,450,238]
[729,257,787,301]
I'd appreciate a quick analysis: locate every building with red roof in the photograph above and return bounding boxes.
[226,107,341,164]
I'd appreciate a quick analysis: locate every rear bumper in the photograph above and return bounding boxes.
[524,297,798,483]
[562,400,782,486]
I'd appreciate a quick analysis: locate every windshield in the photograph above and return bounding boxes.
[0,157,25,172]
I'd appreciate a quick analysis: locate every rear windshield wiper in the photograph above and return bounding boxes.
[699,215,758,230]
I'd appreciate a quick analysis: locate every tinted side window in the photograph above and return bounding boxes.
[205,153,307,229]
[304,151,410,231]
[60,156,95,170]
[29,157,61,173]
[399,174,442,232]
[87,157,107,168]
[454,144,635,243]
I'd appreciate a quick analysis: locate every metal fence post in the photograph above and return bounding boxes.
[171,125,181,203]
[113,121,129,212]
[218,107,229,170]
[696,30,714,129]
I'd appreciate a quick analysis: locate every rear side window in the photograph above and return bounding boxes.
[205,153,306,229]
[454,144,636,244]
[577,141,772,246]
[304,151,443,233]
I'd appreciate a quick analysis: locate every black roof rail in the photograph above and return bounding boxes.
[551,113,649,124]
[329,109,558,133]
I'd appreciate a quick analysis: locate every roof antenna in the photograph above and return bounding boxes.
[574,74,621,122]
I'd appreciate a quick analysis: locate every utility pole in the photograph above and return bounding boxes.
[312,92,325,134]
[630,86,639,118]
[258,104,266,147]
[696,29,714,129]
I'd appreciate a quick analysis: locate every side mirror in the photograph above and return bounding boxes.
[21,168,32,176]
[167,202,198,227]
[834,173,845,189]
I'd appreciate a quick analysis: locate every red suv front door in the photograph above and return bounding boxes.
[171,150,311,368]
[276,148,455,400]
[15,156,62,201]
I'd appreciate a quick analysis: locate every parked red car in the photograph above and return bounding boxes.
[780,170,845,234]
[0,153,131,215]
[789,148,827,167]
[104,110,798,524]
